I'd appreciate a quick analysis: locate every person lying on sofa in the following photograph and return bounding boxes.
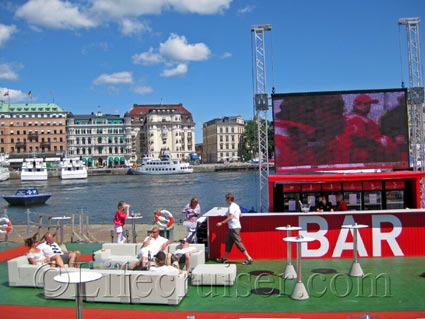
[38,232,81,268]
[149,251,183,275]
[131,225,170,270]
[167,238,199,271]
[25,235,64,267]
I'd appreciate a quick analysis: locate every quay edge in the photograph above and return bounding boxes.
[7,163,265,179]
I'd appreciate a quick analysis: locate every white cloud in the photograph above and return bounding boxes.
[93,71,133,85]
[90,0,165,18]
[132,47,163,65]
[0,88,29,102]
[0,63,20,80]
[0,24,17,48]
[169,0,232,14]
[119,18,151,36]
[0,64,19,81]
[221,52,232,59]
[15,0,96,30]
[161,63,188,77]
[159,33,210,62]
[133,85,153,95]
[237,5,254,15]
[134,33,210,77]
[90,0,231,17]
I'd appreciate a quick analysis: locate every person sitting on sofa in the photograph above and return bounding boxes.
[150,251,182,275]
[38,232,81,268]
[25,235,64,267]
[131,225,170,270]
[167,238,199,271]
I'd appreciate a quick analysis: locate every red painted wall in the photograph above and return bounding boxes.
[208,211,425,260]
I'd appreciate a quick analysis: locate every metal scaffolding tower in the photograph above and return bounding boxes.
[251,24,272,212]
[398,17,425,206]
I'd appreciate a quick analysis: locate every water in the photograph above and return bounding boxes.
[0,171,259,225]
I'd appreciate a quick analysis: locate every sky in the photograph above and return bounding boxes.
[0,0,424,143]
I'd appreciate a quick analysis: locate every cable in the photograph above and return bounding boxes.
[398,24,405,88]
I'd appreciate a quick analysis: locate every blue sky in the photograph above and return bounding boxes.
[0,0,423,143]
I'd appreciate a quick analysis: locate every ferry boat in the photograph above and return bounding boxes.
[60,157,88,180]
[0,154,10,182]
[20,158,48,181]
[1,187,51,206]
[129,152,193,175]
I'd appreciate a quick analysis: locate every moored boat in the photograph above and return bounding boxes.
[20,158,48,181]
[0,154,10,182]
[129,152,193,175]
[60,157,88,180]
[1,187,52,206]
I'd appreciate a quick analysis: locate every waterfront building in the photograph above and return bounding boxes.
[129,104,195,161]
[66,112,132,168]
[0,102,67,159]
[202,116,245,163]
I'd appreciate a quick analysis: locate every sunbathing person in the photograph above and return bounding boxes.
[149,251,182,275]
[167,238,199,271]
[25,236,64,267]
[131,225,170,270]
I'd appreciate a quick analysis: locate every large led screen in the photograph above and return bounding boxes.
[272,88,409,172]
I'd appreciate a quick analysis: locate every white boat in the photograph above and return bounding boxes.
[0,154,10,182]
[129,152,193,175]
[20,158,48,181]
[60,157,88,180]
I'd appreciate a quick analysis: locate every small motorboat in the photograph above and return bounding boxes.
[1,187,52,206]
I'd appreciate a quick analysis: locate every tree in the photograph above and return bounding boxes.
[241,120,274,161]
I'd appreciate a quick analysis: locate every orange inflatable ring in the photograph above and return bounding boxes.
[0,217,12,234]
[155,210,174,229]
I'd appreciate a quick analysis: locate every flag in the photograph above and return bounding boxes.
[28,91,32,97]
[3,91,9,96]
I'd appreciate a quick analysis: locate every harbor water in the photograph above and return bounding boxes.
[0,171,259,225]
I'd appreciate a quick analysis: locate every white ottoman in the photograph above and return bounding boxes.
[191,264,237,286]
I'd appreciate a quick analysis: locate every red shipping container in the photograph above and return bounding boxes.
[343,181,362,191]
[363,181,383,190]
[283,184,301,192]
[385,179,405,190]
[301,183,321,192]
[322,182,342,191]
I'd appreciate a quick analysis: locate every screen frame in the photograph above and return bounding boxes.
[272,88,410,173]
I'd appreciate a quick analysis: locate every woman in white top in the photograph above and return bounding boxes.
[25,236,49,266]
[182,197,201,242]
[25,236,64,267]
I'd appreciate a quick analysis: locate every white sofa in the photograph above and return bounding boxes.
[93,242,205,271]
[43,268,188,305]
[7,244,73,288]
[7,255,54,287]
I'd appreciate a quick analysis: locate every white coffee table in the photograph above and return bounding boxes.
[54,271,102,319]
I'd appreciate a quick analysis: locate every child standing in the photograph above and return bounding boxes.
[113,200,129,243]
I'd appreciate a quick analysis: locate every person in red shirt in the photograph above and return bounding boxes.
[113,200,129,243]
[335,192,348,211]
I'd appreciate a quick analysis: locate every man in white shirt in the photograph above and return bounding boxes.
[39,232,81,267]
[216,193,253,265]
[131,225,170,270]
[167,238,199,271]
[149,251,181,275]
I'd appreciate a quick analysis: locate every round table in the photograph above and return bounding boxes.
[51,216,71,245]
[283,235,316,300]
[126,215,143,243]
[342,223,368,276]
[275,225,302,279]
[54,271,102,319]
